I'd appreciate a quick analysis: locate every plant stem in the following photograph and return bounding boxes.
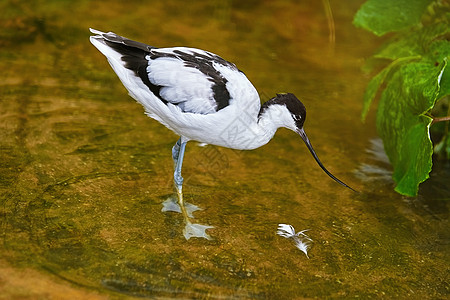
[432,116,450,125]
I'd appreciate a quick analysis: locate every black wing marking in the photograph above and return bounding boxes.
[97,31,235,113]
[148,49,234,111]
[99,34,167,104]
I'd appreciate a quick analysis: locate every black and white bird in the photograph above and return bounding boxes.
[89,28,355,239]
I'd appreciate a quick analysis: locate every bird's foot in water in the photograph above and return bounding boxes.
[162,196,214,240]
[183,221,214,240]
[161,196,202,218]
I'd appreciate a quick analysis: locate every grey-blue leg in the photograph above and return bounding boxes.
[164,137,213,240]
[172,138,186,195]
[172,138,182,165]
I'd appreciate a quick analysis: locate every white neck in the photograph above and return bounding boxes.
[226,104,296,150]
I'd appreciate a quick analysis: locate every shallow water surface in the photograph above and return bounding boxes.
[1,0,449,299]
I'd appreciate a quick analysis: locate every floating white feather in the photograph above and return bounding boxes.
[277,223,312,258]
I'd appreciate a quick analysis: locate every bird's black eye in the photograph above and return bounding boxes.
[292,114,305,129]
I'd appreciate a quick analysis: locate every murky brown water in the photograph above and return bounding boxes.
[1,0,449,299]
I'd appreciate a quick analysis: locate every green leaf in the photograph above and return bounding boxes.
[434,57,450,159]
[361,66,390,121]
[361,56,421,121]
[376,62,445,196]
[374,22,449,60]
[353,0,432,36]
[427,40,450,100]
[437,59,450,99]
[392,118,433,195]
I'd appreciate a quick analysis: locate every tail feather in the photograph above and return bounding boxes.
[89,28,156,53]
[89,28,174,131]
[89,28,155,70]
[89,28,161,105]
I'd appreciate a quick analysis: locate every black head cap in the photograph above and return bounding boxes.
[270,93,306,129]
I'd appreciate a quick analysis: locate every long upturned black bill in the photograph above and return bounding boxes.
[297,128,357,192]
